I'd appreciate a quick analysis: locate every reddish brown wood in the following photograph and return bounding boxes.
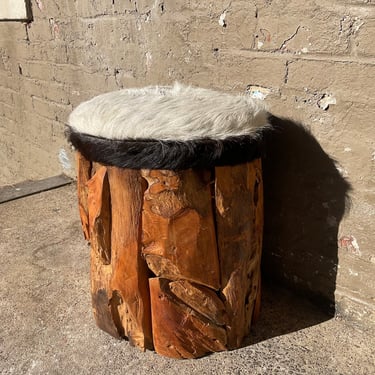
[87,166,111,265]
[149,278,227,359]
[107,167,153,350]
[252,159,264,324]
[79,155,153,351]
[76,151,91,240]
[90,249,120,339]
[169,280,228,326]
[141,169,220,290]
[252,271,262,324]
[76,156,263,359]
[84,164,120,339]
[215,159,263,348]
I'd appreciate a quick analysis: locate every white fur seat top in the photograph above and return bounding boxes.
[68,83,267,141]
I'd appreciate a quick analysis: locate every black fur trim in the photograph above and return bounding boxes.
[67,129,261,170]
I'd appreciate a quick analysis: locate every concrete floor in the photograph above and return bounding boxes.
[0,184,374,375]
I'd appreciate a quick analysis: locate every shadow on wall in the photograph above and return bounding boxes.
[251,115,351,342]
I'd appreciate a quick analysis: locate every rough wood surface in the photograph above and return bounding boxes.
[253,272,262,324]
[87,166,111,265]
[215,159,263,348]
[88,166,120,339]
[76,155,263,359]
[149,278,227,359]
[141,169,220,290]
[252,159,264,324]
[169,280,228,326]
[79,155,153,351]
[76,151,91,240]
[107,167,153,351]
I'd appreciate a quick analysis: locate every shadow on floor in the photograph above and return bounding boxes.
[248,115,351,343]
[246,280,330,345]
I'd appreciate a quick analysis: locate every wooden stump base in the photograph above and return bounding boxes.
[76,152,263,359]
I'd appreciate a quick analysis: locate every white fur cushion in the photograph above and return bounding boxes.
[68,83,268,141]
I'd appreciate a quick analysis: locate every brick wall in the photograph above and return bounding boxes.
[0,0,374,326]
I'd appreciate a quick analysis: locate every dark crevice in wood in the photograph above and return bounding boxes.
[92,288,121,339]
[137,171,155,341]
[253,177,260,207]
[210,167,222,291]
[98,171,112,264]
[109,290,126,338]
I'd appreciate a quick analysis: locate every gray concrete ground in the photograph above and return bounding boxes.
[0,184,374,375]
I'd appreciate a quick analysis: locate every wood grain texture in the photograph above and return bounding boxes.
[141,169,220,290]
[82,159,153,351]
[76,157,263,358]
[149,278,227,359]
[107,167,153,350]
[169,280,228,326]
[76,151,91,240]
[252,159,264,324]
[87,166,111,265]
[86,164,122,339]
[215,159,263,348]
[90,263,121,339]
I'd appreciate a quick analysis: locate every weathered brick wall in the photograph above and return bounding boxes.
[0,0,374,325]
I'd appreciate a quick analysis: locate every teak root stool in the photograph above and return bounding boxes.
[67,83,268,359]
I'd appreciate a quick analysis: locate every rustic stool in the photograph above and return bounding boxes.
[67,83,268,359]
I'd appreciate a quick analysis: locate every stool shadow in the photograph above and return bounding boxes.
[246,280,330,345]
[248,115,351,343]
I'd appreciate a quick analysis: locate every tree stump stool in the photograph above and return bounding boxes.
[67,83,268,359]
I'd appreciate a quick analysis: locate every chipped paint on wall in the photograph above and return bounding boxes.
[246,85,271,100]
[349,268,359,276]
[145,51,152,70]
[318,94,337,110]
[35,0,43,11]
[219,11,227,28]
[58,148,71,171]
[336,165,349,177]
[339,235,361,256]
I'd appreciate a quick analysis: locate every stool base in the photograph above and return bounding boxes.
[76,152,263,358]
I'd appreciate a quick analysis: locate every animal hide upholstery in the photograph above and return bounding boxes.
[67,83,269,169]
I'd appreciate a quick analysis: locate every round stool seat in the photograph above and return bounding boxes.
[67,83,268,169]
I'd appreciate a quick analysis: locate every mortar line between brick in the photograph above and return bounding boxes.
[0,86,19,94]
[0,101,12,109]
[20,60,97,74]
[228,49,375,66]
